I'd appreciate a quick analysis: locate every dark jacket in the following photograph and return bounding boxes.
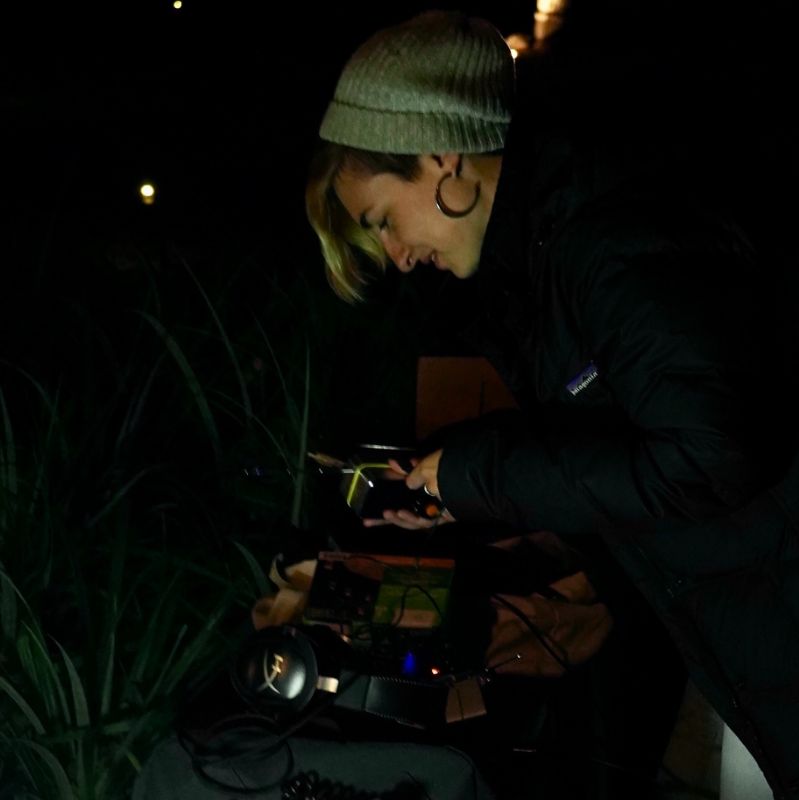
[437,94,799,798]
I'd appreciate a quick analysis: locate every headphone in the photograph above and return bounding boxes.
[176,624,453,795]
[230,624,451,729]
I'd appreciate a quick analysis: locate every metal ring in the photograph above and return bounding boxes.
[435,172,481,218]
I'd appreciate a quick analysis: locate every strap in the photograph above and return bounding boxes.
[345,462,390,507]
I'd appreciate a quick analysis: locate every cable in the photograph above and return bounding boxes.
[178,667,365,796]
[337,554,449,659]
[489,592,571,673]
[177,715,294,795]
[390,583,446,630]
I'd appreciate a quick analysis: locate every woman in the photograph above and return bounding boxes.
[306,11,799,799]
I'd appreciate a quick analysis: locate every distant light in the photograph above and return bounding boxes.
[505,33,531,61]
[173,0,183,8]
[139,183,156,205]
[534,0,567,41]
[537,0,563,13]
[430,667,440,676]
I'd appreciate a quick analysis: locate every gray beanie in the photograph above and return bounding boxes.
[319,11,515,154]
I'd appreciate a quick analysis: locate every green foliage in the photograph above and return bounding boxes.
[0,257,317,799]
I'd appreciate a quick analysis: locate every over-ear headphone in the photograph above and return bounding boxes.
[176,624,450,796]
[231,625,353,718]
[231,624,450,730]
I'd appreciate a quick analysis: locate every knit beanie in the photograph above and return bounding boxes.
[319,11,515,154]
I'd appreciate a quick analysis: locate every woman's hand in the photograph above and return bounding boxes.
[404,450,441,495]
[362,450,455,530]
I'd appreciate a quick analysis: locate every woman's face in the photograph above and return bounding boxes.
[333,153,489,280]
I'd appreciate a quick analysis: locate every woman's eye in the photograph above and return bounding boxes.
[378,217,389,232]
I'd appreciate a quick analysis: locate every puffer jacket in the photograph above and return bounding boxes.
[436,100,799,798]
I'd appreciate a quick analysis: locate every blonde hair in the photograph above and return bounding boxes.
[305,143,420,303]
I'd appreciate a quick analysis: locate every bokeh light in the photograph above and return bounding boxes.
[139,183,156,205]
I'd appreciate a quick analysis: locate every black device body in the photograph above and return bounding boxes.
[343,467,443,520]
[344,445,444,520]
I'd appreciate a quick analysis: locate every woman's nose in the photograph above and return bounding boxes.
[383,235,414,273]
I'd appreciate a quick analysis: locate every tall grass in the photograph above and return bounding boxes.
[0,259,313,798]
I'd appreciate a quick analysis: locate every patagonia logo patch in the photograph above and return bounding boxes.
[566,361,598,396]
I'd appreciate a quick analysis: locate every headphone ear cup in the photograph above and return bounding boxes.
[230,626,320,716]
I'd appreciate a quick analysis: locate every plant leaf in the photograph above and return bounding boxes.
[291,341,311,528]
[233,541,270,598]
[0,676,46,735]
[125,570,182,691]
[0,389,18,525]
[180,255,252,420]
[16,626,59,722]
[95,709,170,797]
[136,311,221,460]
[53,641,90,729]
[84,467,154,529]
[17,739,75,800]
[164,596,232,695]
[144,623,187,705]
[0,565,18,643]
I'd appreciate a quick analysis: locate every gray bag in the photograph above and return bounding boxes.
[133,731,495,800]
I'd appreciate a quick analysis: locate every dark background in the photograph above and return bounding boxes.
[3,0,797,452]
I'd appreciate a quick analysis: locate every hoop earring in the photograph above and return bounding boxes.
[435,173,481,218]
